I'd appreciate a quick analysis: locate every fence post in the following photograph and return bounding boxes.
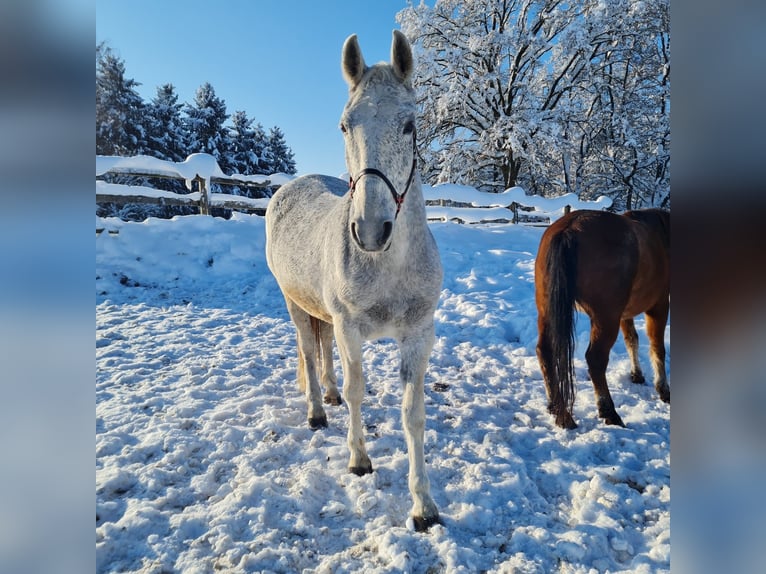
[510,201,519,224]
[564,204,571,215]
[195,175,210,215]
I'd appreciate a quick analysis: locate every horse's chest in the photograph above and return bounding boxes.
[341,273,436,335]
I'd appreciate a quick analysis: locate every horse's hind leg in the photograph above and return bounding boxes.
[621,318,646,383]
[586,315,625,427]
[318,320,342,406]
[646,299,670,403]
[285,299,327,429]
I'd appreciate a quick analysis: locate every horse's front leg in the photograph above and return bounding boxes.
[334,321,372,475]
[400,328,440,531]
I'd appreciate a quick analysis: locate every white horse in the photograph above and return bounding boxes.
[265,31,443,531]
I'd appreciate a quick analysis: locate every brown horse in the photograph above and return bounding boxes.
[535,208,670,429]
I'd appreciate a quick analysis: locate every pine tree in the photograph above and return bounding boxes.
[96,44,147,156]
[184,82,233,174]
[145,83,187,162]
[228,111,270,198]
[266,126,296,175]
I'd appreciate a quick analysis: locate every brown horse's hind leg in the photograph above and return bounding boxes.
[621,318,646,383]
[585,317,625,427]
[645,299,670,403]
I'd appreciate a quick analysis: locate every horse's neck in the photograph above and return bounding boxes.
[389,181,429,256]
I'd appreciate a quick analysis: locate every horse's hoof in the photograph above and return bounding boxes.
[308,415,328,430]
[324,395,343,406]
[413,514,442,532]
[555,412,578,430]
[657,386,670,403]
[631,371,646,384]
[603,414,626,427]
[349,464,373,476]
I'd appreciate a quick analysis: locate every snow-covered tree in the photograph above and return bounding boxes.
[145,83,187,163]
[96,44,147,156]
[570,0,670,209]
[397,0,670,207]
[184,82,233,174]
[227,111,271,198]
[228,111,264,174]
[398,0,583,192]
[266,126,296,175]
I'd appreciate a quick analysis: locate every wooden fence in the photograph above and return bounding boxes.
[97,154,611,227]
[96,153,289,216]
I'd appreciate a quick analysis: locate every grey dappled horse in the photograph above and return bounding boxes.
[265,31,443,531]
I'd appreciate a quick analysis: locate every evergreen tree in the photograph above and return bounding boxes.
[266,126,296,175]
[184,82,233,173]
[96,44,147,156]
[228,111,262,175]
[145,83,187,162]
[227,111,271,197]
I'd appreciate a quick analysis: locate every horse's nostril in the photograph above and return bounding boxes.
[351,221,360,245]
[381,221,393,245]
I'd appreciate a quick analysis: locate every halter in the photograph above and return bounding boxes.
[348,135,417,218]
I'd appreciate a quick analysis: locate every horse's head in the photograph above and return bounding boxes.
[340,30,418,253]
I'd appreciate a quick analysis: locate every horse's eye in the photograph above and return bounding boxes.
[403,121,415,135]
[340,123,348,134]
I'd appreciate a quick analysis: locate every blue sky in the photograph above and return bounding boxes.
[96,0,411,176]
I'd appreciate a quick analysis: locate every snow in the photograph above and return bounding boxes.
[96,207,670,573]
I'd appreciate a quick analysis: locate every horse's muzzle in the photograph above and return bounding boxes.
[351,219,393,252]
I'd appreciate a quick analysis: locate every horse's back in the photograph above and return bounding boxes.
[540,210,640,317]
[622,209,670,315]
[267,175,347,226]
[266,174,347,249]
[266,175,349,320]
[540,208,669,318]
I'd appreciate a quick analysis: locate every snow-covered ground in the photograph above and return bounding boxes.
[96,208,670,573]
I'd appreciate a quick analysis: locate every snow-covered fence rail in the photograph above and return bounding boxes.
[97,154,611,225]
[423,183,612,225]
[96,153,295,216]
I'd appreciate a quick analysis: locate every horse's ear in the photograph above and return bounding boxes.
[342,34,366,88]
[391,30,413,84]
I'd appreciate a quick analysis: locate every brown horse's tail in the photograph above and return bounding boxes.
[545,229,578,424]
